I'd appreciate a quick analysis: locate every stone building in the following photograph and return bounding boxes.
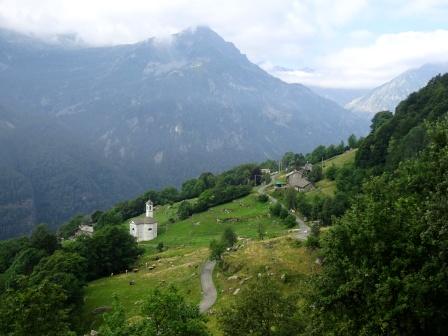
[286,170,313,192]
[129,200,158,242]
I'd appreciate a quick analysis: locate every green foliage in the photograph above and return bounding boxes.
[285,188,297,210]
[85,226,143,278]
[307,164,323,183]
[347,134,358,149]
[356,74,448,170]
[98,296,130,336]
[0,280,75,336]
[218,278,302,336]
[100,288,210,336]
[325,164,338,180]
[283,214,296,228]
[58,215,85,239]
[209,227,237,260]
[141,287,209,336]
[30,224,58,254]
[156,242,164,253]
[310,117,448,335]
[209,239,226,261]
[30,250,87,305]
[222,227,238,247]
[257,194,269,203]
[269,202,282,217]
[0,237,29,273]
[177,200,193,220]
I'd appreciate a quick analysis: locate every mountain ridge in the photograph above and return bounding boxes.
[346,62,448,115]
[0,26,367,239]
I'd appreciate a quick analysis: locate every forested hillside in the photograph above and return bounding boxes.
[0,74,447,335]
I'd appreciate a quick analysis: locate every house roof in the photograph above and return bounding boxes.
[131,217,157,225]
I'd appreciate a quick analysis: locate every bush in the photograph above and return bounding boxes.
[257,194,269,203]
[209,240,226,261]
[283,215,296,228]
[269,203,282,217]
[222,227,237,247]
[325,164,338,180]
[279,207,289,219]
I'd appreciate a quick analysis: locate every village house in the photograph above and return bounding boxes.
[286,170,313,192]
[129,200,158,242]
[261,168,271,175]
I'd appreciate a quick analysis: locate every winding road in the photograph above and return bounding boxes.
[257,176,310,241]
[199,260,217,313]
[198,178,310,313]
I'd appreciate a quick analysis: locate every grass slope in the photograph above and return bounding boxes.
[82,193,290,331]
[310,149,357,197]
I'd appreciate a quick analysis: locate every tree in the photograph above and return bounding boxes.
[209,239,226,261]
[0,237,29,273]
[257,194,269,203]
[325,164,338,180]
[370,110,393,132]
[30,250,87,305]
[222,227,238,247]
[269,203,282,217]
[0,280,75,336]
[30,224,58,254]
[157,242,164,253]
[218,278,301,336]
[285,187,298,210]
[283,214,296,228]
[139,287,209,336]
[310,118,448,335]
[87,226,143,278]
[308,164,323,183]
[177,200,193,220]
[347,134,358,149]
[99,296,130,336]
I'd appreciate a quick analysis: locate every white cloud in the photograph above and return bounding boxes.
[0,0,366,61]
[0,1,447,89]
[269,30,448,88]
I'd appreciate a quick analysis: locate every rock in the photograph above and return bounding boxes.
[233,288,240,295]
[227,275,239,281]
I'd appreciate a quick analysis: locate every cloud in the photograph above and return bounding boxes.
[0,1,446,88]
[268,30,448,88]
[0,0,366,60]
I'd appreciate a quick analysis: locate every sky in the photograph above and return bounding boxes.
[0,0,447,88]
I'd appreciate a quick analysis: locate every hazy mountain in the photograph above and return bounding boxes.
[310,86,371,106]
[0,26,367,239]
[346,63,448,115]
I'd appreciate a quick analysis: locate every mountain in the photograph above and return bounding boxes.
[346,63,448,115]
[0,26,367,239]
[310,86,371,106]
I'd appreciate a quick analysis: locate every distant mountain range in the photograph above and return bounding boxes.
[346,63,448,115]
[0,26,366,239]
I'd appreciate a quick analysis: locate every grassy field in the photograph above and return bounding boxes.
[309,149,357,197]
[322,149,357,173]
[81,193,291,331]
[207,236,318,334]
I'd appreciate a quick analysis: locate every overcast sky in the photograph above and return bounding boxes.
[1,0,447,88]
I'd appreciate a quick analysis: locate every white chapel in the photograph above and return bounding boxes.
[129,200,158,242]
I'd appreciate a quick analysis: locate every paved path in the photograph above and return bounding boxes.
[257,176,310,241]
[199,260,217,313]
